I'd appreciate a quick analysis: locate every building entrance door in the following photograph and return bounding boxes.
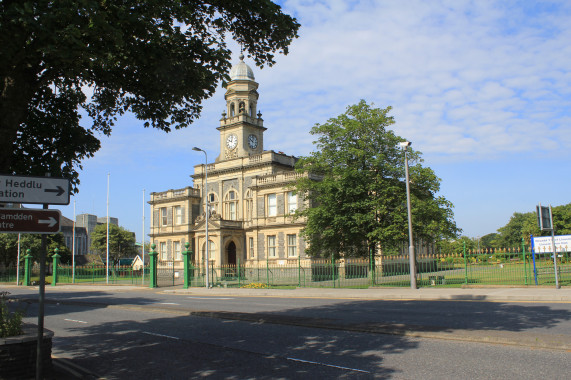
[224,241,237,279]
[227,241,237,266]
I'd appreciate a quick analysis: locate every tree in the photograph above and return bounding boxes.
[0,233,72,266]
[90,224,137,264]
[437,236,475,255]
[495,203,571,247]
[0,234,19,268]
[0,1,299,189]
[294,100,460,258]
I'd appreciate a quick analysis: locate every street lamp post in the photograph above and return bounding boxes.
[399,141,417,289]
[193,147,210,289]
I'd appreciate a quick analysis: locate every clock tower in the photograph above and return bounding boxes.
[216,54,266,162]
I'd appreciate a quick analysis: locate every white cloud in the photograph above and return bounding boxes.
[64,1,571,239]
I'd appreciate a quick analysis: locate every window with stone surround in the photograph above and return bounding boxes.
[267,193,277,217]
[287,234,297,257]
[224,190,238,220]
[267,235,276,257]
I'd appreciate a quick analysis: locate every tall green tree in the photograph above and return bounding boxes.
[495,203,571,247]
[90,224,137,264]
[0,234,19,268]
[294,100,459,258]
[0,0,299,189]
[0,233,72,266]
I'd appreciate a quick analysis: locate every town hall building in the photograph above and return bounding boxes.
[149,55,314,273]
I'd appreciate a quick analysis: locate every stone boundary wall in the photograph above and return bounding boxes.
[0,324,53,379]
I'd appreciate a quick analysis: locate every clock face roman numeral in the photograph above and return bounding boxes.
[248,134,258,149]
[226,134,238,150]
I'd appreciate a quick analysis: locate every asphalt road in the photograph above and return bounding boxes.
[4,285,571,379]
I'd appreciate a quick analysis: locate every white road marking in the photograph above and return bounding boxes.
[286,357,370,374]
[156,302,180,305]
[64,319,88,324]
[187,297,234,300]
[142,331,180,340]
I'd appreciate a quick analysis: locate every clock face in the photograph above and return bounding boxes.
[226,134,238,150]
[248,134,258,149]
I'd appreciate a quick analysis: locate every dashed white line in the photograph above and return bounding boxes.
[157,302,180,305]
[286,357,370,374]
[142,331,180,340]
[187,297,234,300]
[64,318,88,324]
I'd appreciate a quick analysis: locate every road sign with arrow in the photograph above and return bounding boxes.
[0,175,70,205]
[0,208,61,234]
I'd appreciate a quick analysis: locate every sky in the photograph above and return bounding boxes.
[56,0,571,243]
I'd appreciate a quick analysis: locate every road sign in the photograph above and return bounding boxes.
[532,235,571,253]
[0,208,61,234]
[0,175,70,205]
[536,203,552,231]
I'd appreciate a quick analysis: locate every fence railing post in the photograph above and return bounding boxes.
[23,249,32,286]
[298,254,301,287]
[463,241,468,285]
[149,244,158,288]
[266,254,269,288]
[51,248,60,286]
[522,238,528,285]
[182,242,190,289]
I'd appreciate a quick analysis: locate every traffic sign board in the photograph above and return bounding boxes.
[0,175,70,205]
[0,209,61,234]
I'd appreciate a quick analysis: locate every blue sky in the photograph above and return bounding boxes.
[56,0,571,243]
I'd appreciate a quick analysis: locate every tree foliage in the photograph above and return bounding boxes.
[0,0,299,189]
[294,100,460,258]
[494,203,571,247]
[90,223,137,264]
[0,233,71,266]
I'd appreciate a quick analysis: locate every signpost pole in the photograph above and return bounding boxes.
[549,205,560,289]
[36,203,48,380]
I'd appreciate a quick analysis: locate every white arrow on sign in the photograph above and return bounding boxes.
[38,217,58,228]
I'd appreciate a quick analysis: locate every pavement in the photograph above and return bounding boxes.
[163,284,571,302]
[5,284,571,379]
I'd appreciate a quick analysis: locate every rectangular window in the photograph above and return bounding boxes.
[160,242,167,260]
[287,234,297,257]
[267,235,276,257]
[173,241,181,260]
[174,206,182,225]
[287,191,297,214]
[161,207,168,226]
[267,194,277,217]
[249,237,254,258]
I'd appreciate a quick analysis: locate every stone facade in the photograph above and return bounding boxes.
[149,57,314,270]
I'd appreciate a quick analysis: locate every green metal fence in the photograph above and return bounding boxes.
[182,250,570,289]
[2,247,569,288]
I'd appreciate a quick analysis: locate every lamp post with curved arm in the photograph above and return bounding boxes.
[193,147,210,289]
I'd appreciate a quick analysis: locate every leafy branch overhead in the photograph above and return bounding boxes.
[0,0,300,190]
[294,100,459,258]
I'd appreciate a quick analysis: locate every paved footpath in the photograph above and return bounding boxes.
[167,285,571,302]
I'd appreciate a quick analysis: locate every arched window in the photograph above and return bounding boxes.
[202,240,215,262]
[239,101,246,114]
[207,193,218,215]
[230,103,235,117]
[224,190,239,220]
[244,189,253,221]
